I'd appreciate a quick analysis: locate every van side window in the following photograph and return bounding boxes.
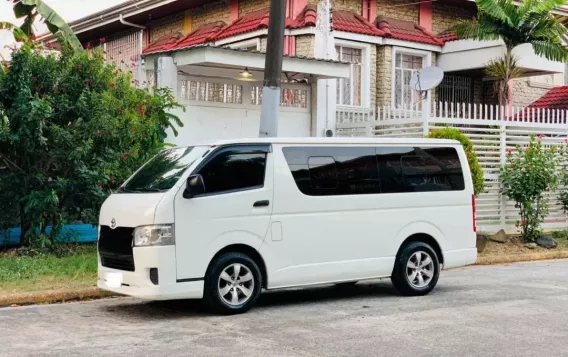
[308,157,337,190]
[376,147,465,193]
[198,151,266,194]
[283,147,380,196]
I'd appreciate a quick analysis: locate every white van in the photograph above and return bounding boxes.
[98,138,477,314]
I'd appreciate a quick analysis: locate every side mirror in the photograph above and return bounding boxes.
[183,174,206,199]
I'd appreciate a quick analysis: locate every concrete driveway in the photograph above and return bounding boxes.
[2,260,568,357]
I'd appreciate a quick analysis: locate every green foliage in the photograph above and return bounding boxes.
[453,0,568,105]
[0,46,183,248]
[12,0,82,51]
[426,127,485,197]
[500,135,559,242]
[557,141,568,214]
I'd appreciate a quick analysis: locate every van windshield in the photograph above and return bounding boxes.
[117,146,211,193]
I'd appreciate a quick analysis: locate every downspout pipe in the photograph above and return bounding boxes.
[119,14,146,86]
[119,14,146,29]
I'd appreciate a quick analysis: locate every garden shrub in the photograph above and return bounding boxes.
[0,43,183,248]
[500,135,559,242]
[426,127,485,197]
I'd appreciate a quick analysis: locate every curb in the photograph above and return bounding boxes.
[0,288,119,308]
[3,251,568,307]
[476,250,568,265]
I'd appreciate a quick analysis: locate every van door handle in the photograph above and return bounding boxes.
[253,200,270,207]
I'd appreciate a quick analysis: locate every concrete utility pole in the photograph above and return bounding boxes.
[258,0,287,138]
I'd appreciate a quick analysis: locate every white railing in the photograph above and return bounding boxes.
[336,103,568,231]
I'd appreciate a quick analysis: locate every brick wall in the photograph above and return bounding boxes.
[369,45,377,106]
[511,79,550,108]
[376,0,418,23]
[189,1,230,29]
[239,0,270,16]
[332,0,362,13]
[295,35,315,57]
[376,45,392,106]
[431,2,476,35]
[149,13,184,43]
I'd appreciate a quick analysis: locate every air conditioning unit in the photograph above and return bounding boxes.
[324,128,334,137]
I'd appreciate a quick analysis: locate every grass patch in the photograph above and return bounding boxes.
[0,245,98,293]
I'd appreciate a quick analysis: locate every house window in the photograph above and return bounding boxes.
[394,53,424,110]
[438,76,472,104]
[180,80,243,104]
[251,86,309,108]
[336,46,362,106]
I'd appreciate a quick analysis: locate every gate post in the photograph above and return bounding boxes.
[499,124,507,226]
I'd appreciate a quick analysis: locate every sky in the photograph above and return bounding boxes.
[1,0,127,59]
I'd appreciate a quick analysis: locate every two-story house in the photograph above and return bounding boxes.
[38,0,568,143]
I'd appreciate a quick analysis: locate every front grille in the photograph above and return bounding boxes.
[98,225,135,272]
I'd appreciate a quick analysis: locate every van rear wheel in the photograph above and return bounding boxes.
[391,242,440,296]
[204,252,262,314]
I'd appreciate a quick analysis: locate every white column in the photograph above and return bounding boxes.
[312,0,337,137]
[312,79,336,137]
[156,56,177,95]
[156,56,181,144]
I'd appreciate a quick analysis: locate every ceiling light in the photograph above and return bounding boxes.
[240,67,253,78]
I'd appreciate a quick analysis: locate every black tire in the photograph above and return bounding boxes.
[204,252,263,314]
[334,281,358,288]
[391,241,440,296]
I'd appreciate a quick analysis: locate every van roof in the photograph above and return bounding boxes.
[192,137,460,146]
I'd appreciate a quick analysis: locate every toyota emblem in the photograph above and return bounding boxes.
[111,218,117,229]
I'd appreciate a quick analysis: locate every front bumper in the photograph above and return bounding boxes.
[97,245,203,300]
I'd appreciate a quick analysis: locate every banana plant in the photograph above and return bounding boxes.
[12,0,82,51]
[0,21,29,42]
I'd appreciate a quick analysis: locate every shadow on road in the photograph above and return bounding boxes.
[101,280,406,319]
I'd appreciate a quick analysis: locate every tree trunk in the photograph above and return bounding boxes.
[499,47,513,107]
[19,203,29,247]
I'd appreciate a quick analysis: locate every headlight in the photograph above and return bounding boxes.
[133,224,175,247]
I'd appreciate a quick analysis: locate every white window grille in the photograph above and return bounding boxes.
[336,46,362,106]
[438,75,473,104]
[105,31,141,82]
[394,53,424,110]
[250,87,309,108]
[180,80,243,104]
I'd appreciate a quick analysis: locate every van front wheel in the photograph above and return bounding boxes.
[391,242,440,296]
[204,252,263,314]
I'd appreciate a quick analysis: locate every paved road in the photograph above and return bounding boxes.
[2,260,568,357]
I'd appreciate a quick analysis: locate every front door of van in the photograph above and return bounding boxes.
[174,144,274,281]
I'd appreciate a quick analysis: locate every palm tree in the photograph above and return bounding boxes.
[12,0,82,51]
[453,0,568,106]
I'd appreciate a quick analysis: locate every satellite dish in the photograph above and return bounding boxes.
[410,66,444,92]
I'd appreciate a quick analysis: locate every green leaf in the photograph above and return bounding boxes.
[0,22,29,42]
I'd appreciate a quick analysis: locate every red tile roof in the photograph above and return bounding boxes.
[172,21,226,50]
[215,9,271,40]
[526,86,568,110]
[375,17,444,46]
[437,29,458,42]
[332,10,385,36]
[289,4,317,29]
[142,32,183,55]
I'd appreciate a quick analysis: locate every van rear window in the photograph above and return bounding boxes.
[282,146,465,196]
